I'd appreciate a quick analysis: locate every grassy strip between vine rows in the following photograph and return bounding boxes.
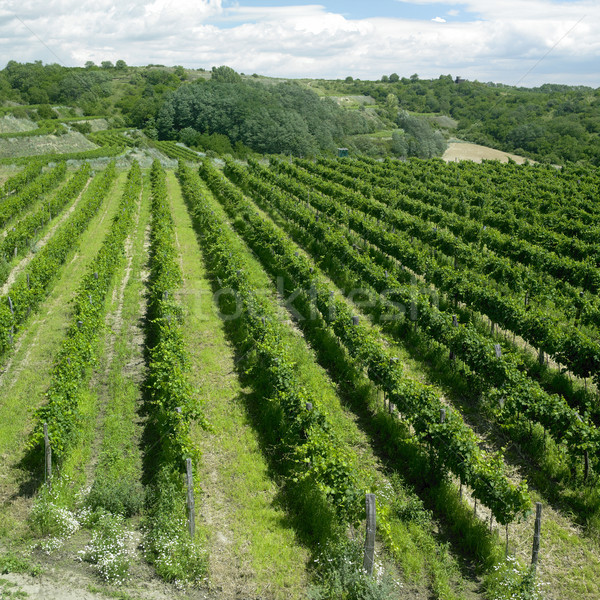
[26,161,140,463]
[0,163,117,360]
[241,159,598,477]
[141,160,208,585]
[201,158,531,527]
[0,163,91,282]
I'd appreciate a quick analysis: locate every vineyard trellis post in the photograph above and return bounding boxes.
[363,493,376,576]
[43,422,52,489]
[531,502,542,571]
[185,458,195,539]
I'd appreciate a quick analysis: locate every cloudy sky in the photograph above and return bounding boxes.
[1,0,599,86]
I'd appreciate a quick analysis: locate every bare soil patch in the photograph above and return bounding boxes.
[443,141,532,164]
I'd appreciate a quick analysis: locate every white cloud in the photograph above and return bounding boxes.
[0,1,599,86]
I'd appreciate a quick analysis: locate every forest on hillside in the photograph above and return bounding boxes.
[1,60,599,163]
[337,74,600,164]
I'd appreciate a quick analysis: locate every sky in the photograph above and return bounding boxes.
[0,0,599,87]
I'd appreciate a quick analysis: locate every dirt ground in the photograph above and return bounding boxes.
[443,141,532,164]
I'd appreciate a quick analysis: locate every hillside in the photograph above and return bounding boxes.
[2,61,599,164]
[0,61,598,600]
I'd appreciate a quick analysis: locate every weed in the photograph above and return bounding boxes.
[82,511,134,585]
[309,538,403,600]
[485,556,546,600]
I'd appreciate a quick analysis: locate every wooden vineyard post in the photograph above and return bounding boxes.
[363,493,376,576]
[505,523,509,557]
[185,458,195,540]
[531,502,542,571]
[43,423,52,489]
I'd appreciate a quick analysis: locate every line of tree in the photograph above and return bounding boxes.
[156,67,376,156]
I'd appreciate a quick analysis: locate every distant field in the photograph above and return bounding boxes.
[443,140,531,163]
[0,131,98,158]
[0,115,38,134]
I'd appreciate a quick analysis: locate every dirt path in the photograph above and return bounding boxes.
[0,176,92,296]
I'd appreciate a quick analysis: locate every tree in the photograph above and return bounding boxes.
[389,73,399,83]
[385,93,399,120]
[115,59,127,70]
[85,61,96,69]
[210,65,242,83]
[345,76,354,83]
[173,65,186,80]
[381,75,389,83]
[101,61,114,69]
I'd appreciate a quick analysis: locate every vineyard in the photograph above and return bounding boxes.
[0,153,598,600]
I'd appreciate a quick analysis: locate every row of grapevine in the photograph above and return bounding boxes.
[271,158,600,385]
[0,162,67,229]
[89,130,135,148]
[350,155,600,246]
[201,159,531,525]
[143,160,208,582]
[154,141,201,162]
[0,163,117,358]
[227,159,598,477]
[0,146,125,167]
[294,158,600,293]
[28,162,141,462]
[311,158,600,330]
[0,163,91,270]
[178,161,366,524]
[2,160,44,196]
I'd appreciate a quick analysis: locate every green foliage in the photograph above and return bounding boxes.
[0,163,91,283]
[83,511,133,585]
[210,65,242,83]
[309,538,401,600]
[179,160,365,525]
[142,468,208,585]
[222,157,532,525]
[0,552,41,576]
[0,161,66,230]
[157,78,375,156]
[485,557,544,600]
[71,121,92,134]
[26,161,136,463]
[2,160,44,195]
[392,111,447,158]
[340,75,600,165]
[141,161,209,585]
[87,477,145,518]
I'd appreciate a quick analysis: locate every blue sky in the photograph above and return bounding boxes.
[0,0,598,86]
[218,0,477,21]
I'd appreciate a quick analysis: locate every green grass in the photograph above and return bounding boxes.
[181,170,476,599]
[0,171,126,540]
[84,171,149,517]
[167,170,309,598]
